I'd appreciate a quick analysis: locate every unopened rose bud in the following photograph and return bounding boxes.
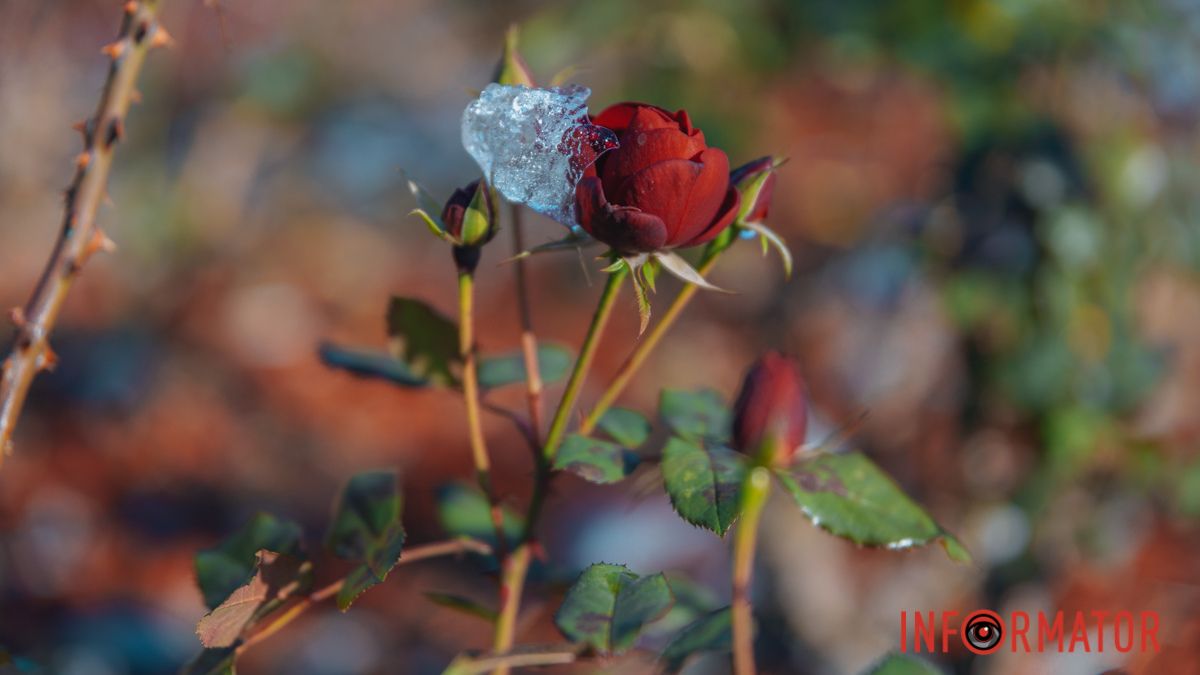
[493,25,536,88]
[730,156,780,226]
[442,179,497,273]
[731,351,807,466]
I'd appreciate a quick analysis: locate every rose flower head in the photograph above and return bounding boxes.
[575,103,740,255]
[731,351,808,467]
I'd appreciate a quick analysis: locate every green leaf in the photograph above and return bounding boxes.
[775,453,969,562]
[660,607,732,673]
[554,434,640,484]
[386,297,461,386]
[659,389,730,443]
[477,344,572,390]
[661,438,746,536]
[195,513,304,610]
[197,551,313,648]
[863,652,944,675]
[554,563,674,655]
[326,470,406,610]
[597,408,651,447]
[436,483,521,550]
[424,592,498,622]
[319,342,429,387]
[404,172,447,231]
[181,648,237,675]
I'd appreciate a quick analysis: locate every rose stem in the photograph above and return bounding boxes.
[238,538,493,654]
[731,466,772,675]
[509,204,544,442]
[579,244,725,435]
[0,0,169,462]
[492,264,628,665]
[458,271,509,563]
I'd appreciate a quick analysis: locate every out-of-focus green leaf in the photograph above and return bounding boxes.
[197,551,313,648]
[424,592,498,622]
[660,607,732,673]
[554,434,640,484]
[325,470,406,610]
[661,437,745,536]
[181,647,237,675]
[863,652,944,675]
[775,453,969,562]
[554,563,674,655]
[477,344,572,390]
[318,342,429,387]
[386,297,461,386]
[597,408,652,447]
[436,483,521,550]
[195,513,304,610]
[659,389,730,443]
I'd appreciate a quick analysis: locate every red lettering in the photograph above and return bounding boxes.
[913,611,936,653]
[1038,612,1064,651]
[1068,611,1091,652]
[1142,611,1161,653]
[1114,611,1134,652]
[1011,611,1031,652]
[1091,611,1110,652]
[942,611,959,653]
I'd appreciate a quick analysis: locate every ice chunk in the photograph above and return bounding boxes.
[462,83,618,227]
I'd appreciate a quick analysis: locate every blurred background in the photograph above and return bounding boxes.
[1,0,1199,673]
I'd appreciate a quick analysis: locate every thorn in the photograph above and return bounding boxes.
[101,39,127,60]
[75,152,91,169]
[90,229,118,255]
[37,346,59,373]
[123,1,139,14]
[8,307,26,328]
[150,26,174,49]
[104,118,124,148]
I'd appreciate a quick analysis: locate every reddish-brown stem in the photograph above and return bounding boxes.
[509,204,544,443]
[0,0,169,461]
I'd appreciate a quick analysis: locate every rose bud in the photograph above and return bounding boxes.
[730,156,779,225]
[731,352,808,467]
[442,179,497,273]
[492,25,535,87]
[574,103,740,254]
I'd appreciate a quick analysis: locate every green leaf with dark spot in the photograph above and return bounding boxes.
[386,297,460,385]
[477,344,572,390]
[661,438,746,536]
[424,592,498,622]
[863,652,945,675]
[597,408,652,447]
[436,483,521,550]
[326,470,407,610]
[659,389,730,442]
[554,434,640,484]
[318,342,429,387]
[181,647,237,675]
[776,453,969,562]
[660,607,732,673]
[554,563,674,654]
[195,513,304,610]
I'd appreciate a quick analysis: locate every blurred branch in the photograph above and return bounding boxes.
[509,205,545,443]
[0,0,170,461]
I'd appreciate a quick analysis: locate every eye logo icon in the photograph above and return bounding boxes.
[962,610,1004,654]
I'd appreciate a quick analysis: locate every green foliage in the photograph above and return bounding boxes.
[597,407,652,447]
[660,607,733,673]
[775,453,968,562]
[661,437,746,536]
[436,483,521,550]
[196,550,313,648]
[554,434,640,484]
[195,513,305,610]
[386,297,461,386]
[325,470,407,610]
[318,342,429,387]
[659,389,730,443]
[555,563,675,655]
[863,652,944,675]
[477,344,571,390]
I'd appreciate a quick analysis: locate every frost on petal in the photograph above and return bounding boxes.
[462,84,618,227]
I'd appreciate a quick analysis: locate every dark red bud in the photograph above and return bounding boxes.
[731,351,808,466]
[730,156,778,225]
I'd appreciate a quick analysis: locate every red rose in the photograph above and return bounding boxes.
[731,352,808,466]
[574,103,740,254]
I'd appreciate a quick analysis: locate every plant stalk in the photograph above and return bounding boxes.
[0,0,167,461]
[732,466,771,675]
[509,204,544,442]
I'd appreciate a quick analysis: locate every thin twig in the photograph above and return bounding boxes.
[0,0,170,460]
[448,644,581,674]
[732,467,771,675]
[509,205,544,443]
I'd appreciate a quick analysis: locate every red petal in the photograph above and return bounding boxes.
[593,102,673,135]
[680,184,740,248]
[600,128,707,194]
[613,158,702,240]
[575,177,668,253]
[671,147,731,245]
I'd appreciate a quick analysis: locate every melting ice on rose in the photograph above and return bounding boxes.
[462,83,618,227]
